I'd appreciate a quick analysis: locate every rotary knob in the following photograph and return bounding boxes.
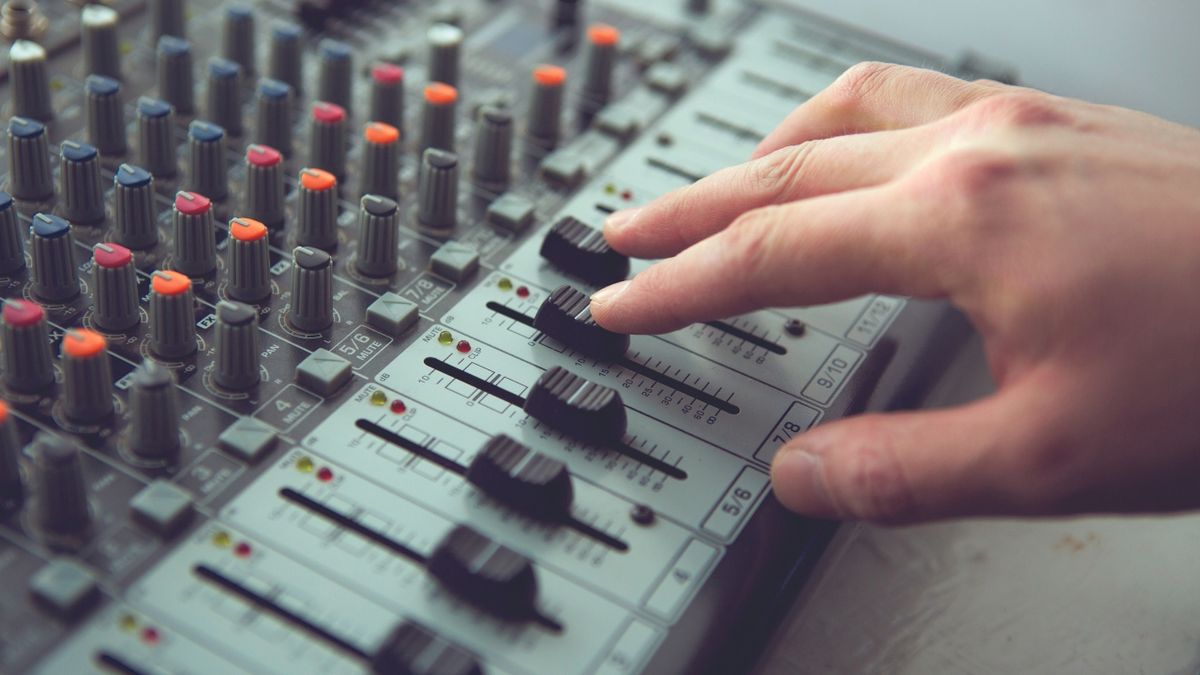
[416,149,459,237]
[1,300,54,393]
[527,65,565,149]
[213,300,261,390]
[466,434,574,522]
[84,76,127,156]
[0,192,24,274]
[355,195,398,278]
[317,39,353,112]
[244,145,285,230]
[268,23,303,94]
[59,142,106,226]
[187,121,228,202]
[156,36,195,115]
[372,622,482,675]
[30,214,80,303]
[540,215,630,286]
[226,217,271,303]
[524,366,627,444]
[127,360,181,464]
[148,270,197,359]
[82,5,121,80]
[427,23,463,87]
[369,63,404,130]
[10,40,53,122]
[534,284,629,361]
[30,432,91,537]
[288,247,332,333]
[7,117,54,201]
[172,191,217,277]
[471,105,513,192]
[308,102,348,179]
[580,25,620,120]
[361,123,400,200]
[419,83,458,155]
[113,164,159,250]
[296,169,339,250]
[255,79,294,157]
[151,0,185,42]
[61,329,114,424]
[0,401,23,509]
[428,526,540,622]
[221,6,256,76]
[137,97,178,179]
[91,243,140,333]
[205,58,244,137]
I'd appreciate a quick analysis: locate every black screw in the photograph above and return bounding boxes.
[656,132,673,147]
[630,503,655,526]
[784,318,806,336]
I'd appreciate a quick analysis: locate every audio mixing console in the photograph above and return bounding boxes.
[0,1,973,673]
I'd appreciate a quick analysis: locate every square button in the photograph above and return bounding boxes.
[645,63,689,98]
[296,348,353,396]
[30,558,98,620]
[540,151,586,189]
[485,193,535,233]
[430,241,480,282]
[218,417,279,463]
[366,292,419,337]
[130,480,194,537]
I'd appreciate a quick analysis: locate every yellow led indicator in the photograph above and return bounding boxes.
[497,278,513,291]
[604,184,616,194]
[296,456,315,473]
[50,79,63,92]
[212,530,232,548]
[369,390,388,406]
[437,330,453,345]
[120,41,133,56]
[119,614,138,632]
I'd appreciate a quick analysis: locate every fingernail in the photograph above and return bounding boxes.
[772,445,834,514]
[590,280,631,307]
[604,208,641,233]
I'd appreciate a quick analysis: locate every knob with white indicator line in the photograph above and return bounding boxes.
[128,360,181,464]
[524,366,627,444]
[416,149,459,237]
[1,300,54,394]
[85,76,127,156]
[137,97,178,179]
[213,300,261,390]
[172,191,217,277]
[91,243,140,333]
[580,25,620,119]
[59,142,106,226]
[369,63,404,130]
[296,169,339,250]
[113,164,159,250]
[361,122,400,200]
[308,102,348,180]
[527,65,565,149]
[187,121,228,202]
[149,270,197,359]
[244,145,285,230]
[356,195,399,278]
[61,329,114,425]
[419,83,458,155]
[288,247,333,333]
[7,117,54,201]
[317,39,353,112]
[226,217,271,303]
[10,40,53,121]
[30,214,80,303]
[471,105,513,192]
[156,36,194,115]
[534,284,630,361]
[30,432,91,537]
[0,193,23,274]
[82,5,121,80]
[255,79,294,157]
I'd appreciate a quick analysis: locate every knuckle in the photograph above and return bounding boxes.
[831,418,919,522]
[964,91,1072,129]
[746,142,819,201]
[830,61,901,110]
[931,147,1024,201]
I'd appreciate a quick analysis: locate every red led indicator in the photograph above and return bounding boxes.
[141,627,159,645]
[516,286,530,298]
[621,190,633,201]
[316,467,334,482]
[233,541,253,558]
[456,340,471,353]
[390,400,407,414]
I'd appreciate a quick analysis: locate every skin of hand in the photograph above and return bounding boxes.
[588,62,1200,524]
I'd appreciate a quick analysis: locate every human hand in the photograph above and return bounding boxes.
[588,62,1200,523]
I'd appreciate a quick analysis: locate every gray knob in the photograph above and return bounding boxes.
[244,145,285,229]
[91,243,140,332]
[205,58,243,137]
[7,117,53,201]
[213,300,260,390]
[127,361,181,463]
[113,164,159,250]
[527,65,565,149]
[221,6,256,76]
[288,247,332,333]
[172,191,216,277]
[308,102,347,179]
[417,149,459,236]
[551,0,582,34]
[581,24,619,118]
[30,214,80,303]
[61,328,114,424]
[187,121,228,201]
[687,0,711,14]
[151,0,185,42]
[59,142,106,226]
[156,36,194,115]
[317,39,353,112]
[84,76,127,156]
[268,23,303,94]
[148,269,197,359]
[0,400,23,509]
[226,217,271,303]
[255,79,293,157]
[471,105,513,191]
[427,23,464,87]
[82,5,121,80]
[31,433,91,536]
[0,192,24,274]
[369,63,404,129]
[11,40,53,122]
[419,83,458,154]
[356,195,398,278]
[137,97,177,179]
[361,122,400,200]
[1,299,54,393]
[296,168,339,250]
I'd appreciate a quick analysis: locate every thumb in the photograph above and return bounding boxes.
[770,388,1045,523]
